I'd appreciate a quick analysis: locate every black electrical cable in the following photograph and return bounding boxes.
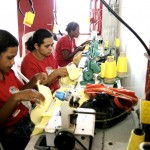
[17,0,25,17]
[58,30,63,36]
[74,137,88,150]
[28,0,35,13]
[101,0,150,56]
[73,110,106,115]
[17,0,35,17]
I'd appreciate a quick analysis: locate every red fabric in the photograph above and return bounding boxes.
[54,35,76,67]
[0,70,28,127]
[84,83,138,110]
[21,52,59,93]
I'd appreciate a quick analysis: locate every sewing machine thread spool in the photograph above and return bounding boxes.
[104,40,109,49]
[104,56,116,84]
[117,52,128,78]
[139,142,150,150]
[127,128,145,150]
[115,38,120,49]
[100,62,105,78]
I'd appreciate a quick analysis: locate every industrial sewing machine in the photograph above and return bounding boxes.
[34,100,96,150]
[46,101,95,150]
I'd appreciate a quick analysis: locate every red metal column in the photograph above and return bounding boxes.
[90,0,103,35]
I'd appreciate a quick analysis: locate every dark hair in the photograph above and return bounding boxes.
[66,22,79,34]
[26,29,53,51]
[0,29,19,54]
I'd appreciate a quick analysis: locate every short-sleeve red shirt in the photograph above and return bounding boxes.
[0,69,28,127]
[54,35,76,67]
[21,52,59,93]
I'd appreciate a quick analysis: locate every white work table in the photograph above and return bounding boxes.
[25,53,136,150]
[25,77,138,150]
[25,110,138,150]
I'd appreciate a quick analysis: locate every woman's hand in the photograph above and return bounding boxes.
[32,72,48,85]
[76,45,85,51]
[23,72,48,89]
[80,40,91,46]
[56,67,68,77]
[14,89,45,104]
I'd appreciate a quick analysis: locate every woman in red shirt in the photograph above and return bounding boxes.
[0,29,48,149]
[54,22,86,67]
[21,29,68,93]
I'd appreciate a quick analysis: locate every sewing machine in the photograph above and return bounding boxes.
[43,101,95,150]
[34,98,95,150]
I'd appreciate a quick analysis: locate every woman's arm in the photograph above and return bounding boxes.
[47,67,68,86]
[62,46,85,61]
[23,72,48,89]
[0,89,45,126]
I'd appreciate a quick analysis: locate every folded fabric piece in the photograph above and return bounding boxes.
[30,81,53,125]
[66,63,81,80]
[60,76,77,86]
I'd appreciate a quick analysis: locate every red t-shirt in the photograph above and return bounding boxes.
[54,35,76,67]
[0,69,28,127]
[21,52,59,93]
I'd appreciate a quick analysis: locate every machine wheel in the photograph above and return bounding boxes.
[54,131,75,150]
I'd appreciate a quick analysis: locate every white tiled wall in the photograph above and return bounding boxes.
[119,0,150,100]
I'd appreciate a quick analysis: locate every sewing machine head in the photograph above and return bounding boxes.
[44,100,96,150]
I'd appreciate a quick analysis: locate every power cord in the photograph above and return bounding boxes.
[101,0,150,55]
[17,0,35,17]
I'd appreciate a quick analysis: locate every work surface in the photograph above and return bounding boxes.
[25,111,138,150]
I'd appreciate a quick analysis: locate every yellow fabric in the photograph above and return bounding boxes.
[31,87,67,136]
[31,116,50,136]
[60,76,77,86]
[66,64,81,80]
[78,88,90,106]
[31,99,62,136]
[30,81,53,125]
[73,51,82,65]
[84,44,90,50]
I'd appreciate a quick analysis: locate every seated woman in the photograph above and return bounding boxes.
[0,29,48,150]
[21,29,68,93]
[54,21,90,67]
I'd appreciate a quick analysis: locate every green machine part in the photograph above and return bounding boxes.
[83,70,93,81]
[83,59,100,81]
[90,60,100,73]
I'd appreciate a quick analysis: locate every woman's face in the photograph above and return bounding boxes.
[0,47,17,72]
[72,26,80,38]
[37,37,54,57]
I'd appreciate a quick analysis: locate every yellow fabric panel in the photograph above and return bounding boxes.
[31,99,62,136]
[30,81,53,125]
[66,64,81,80]
[78,88,90,106]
